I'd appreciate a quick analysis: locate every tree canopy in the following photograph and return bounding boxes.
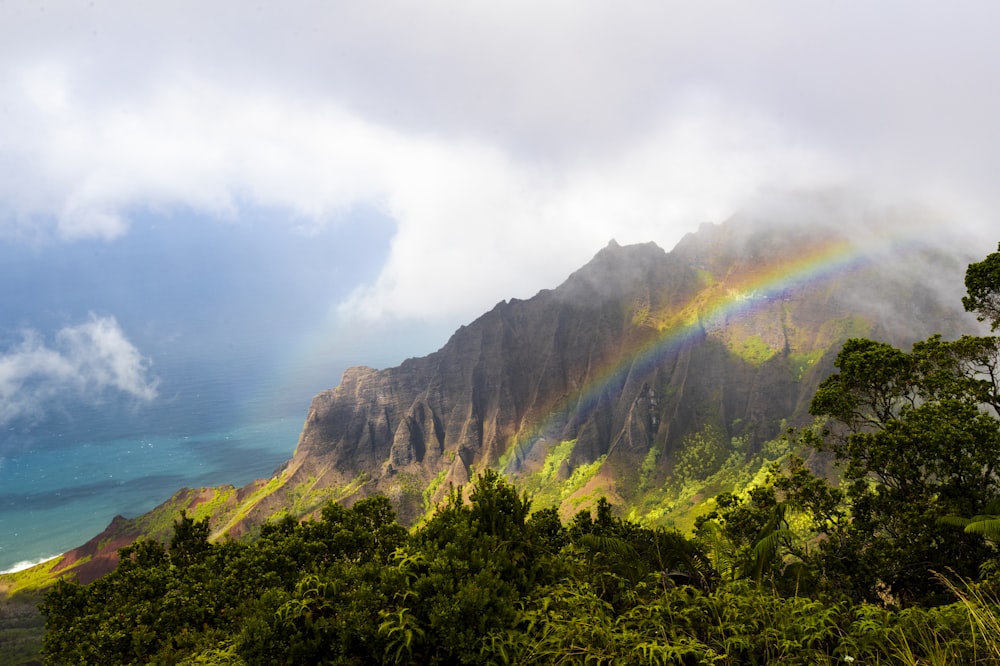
[38,243,1000,664]
[964,242,1000,330]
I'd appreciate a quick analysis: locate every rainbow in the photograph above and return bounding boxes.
[506,233,894,462]
[272,230,912,469]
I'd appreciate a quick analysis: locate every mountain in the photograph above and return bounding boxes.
[261,219,973,527]
[20,215,979,585]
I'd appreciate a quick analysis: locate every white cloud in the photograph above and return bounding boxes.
[1,1,999,323]
[0,67,842,321]
[0,315,157,425]
[339,92,845,322]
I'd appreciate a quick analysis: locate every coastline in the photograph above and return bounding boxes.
[0,414,302,573]
[0,555,61,576]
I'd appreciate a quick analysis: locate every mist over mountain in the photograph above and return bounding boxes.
[24,210,982,588]
[21,215,1000,666]
[253,215,974,527]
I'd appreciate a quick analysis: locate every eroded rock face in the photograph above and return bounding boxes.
[44,216,981,586]
[263,220,975,524]
[50,515,142,584]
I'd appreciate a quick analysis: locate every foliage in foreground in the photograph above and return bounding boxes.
[37,472,1000,665]
[39,243,1000,664]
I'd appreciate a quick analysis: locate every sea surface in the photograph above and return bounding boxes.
[0,356,316,573]
[0,210,454,574]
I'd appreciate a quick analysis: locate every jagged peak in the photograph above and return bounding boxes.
[554,240,667,303]
[39,211,983,580]
[594,238,661,256]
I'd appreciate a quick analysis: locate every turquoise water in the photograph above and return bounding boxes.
[0,211,415,574]
[0,349,321,573]
[0,416,302,573]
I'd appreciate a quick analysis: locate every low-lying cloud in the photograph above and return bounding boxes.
[0,72,839,322]
[1,2,999,326]
[0,315,157,425]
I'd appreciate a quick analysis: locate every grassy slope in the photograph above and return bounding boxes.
[0,590,44,666]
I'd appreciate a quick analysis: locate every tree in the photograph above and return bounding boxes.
[804,244,1000,605]
[169,510,212,568]
[963,242,1000,330]
[391,471,541,663]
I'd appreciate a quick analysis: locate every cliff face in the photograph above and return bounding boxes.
[10,217,989,666]
[39,217,978,584]
[280,240,693,521]
[247,220,974,525]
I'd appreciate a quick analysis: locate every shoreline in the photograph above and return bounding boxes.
[0,554,61,576]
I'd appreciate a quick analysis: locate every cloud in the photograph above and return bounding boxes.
[0,67,841,320]
[0,315,157,425]
[1,1,999,324]
[338,92,843,322]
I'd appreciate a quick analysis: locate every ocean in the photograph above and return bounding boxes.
[0,305,454,574]
[0,210,458,574]
[0,354,314,573]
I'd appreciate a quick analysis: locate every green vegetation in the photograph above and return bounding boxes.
[789,348,824,380]
[731,333,778,365]
[519,438,575,503]
[1,558,67,598]
[963,241,1000,330]
[0,590,45,666]
[220,475,287,533]
[137,486,239,540]
[637,427,790,533]
[638,442,661,491]
[422,468,449,514]
[18,243,1000,663]
[672,424,731,487]
[36,470,1000,665]
[517,438,611,512]
[539,439,576,481]
[561,455,607,502]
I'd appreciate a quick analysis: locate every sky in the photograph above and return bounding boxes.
[1,1,999,427]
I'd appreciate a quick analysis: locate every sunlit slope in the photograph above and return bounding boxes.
[5,217,976,589]
[236,219,975,528]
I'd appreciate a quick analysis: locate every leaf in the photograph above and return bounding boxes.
[964,518,1000,543]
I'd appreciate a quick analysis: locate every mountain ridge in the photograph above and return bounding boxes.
[205,218,976,528]
[11,216,980,586]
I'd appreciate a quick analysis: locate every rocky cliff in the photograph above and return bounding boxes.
[26,216,979,587]
[229,219,975,526]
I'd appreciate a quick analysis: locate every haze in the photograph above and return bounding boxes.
[1,1,998,425]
